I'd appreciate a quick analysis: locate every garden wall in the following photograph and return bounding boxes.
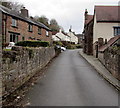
[2,46,55,97]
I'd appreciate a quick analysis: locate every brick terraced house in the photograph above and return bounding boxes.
[0,5,52,45]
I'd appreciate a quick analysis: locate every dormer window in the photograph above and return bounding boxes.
[12,18,17,27]
[38,27,41,35]
[28,24,33,32]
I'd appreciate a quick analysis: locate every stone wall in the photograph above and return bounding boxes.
[99,47,120,80]
[2,46,55,97]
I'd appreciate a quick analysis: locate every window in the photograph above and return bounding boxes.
[22,36,25,41]
[10,33,18,43]
[114,27,120,36]
[38,27,41,34]
[12,18,17,27]
[46,31,49,36]
[28,24,33,32]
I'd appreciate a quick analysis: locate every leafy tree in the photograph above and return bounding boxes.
[36,15,49,27]
[50,19,60,32]
[1,0,24,12]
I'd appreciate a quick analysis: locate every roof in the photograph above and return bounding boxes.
[95,6,120,22]
[99,35,120,52]
[0,5,51,31]
[85,15,93,25]
[52,31,58,35]
[62,32,70,37]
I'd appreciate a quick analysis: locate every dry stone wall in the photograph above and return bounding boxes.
[2,46,55,97]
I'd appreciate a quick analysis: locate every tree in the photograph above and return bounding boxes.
[1,0,24,12]
[37,15,49,27]
[50,19,60,32]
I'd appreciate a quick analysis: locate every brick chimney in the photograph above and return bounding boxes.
[21,7,29,17]
[85,9,88,20]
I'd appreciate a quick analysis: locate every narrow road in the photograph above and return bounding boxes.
[22,49,118,106]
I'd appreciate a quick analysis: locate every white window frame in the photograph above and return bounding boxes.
[12,18,17,27]
[46,31,49,36]
[10,33,18,43]
[28,24,33,32]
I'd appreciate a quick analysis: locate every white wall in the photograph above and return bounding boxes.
[52,30,70,42]
[52,35,60,41]
[67,32,78,44]
[93,13,119,43]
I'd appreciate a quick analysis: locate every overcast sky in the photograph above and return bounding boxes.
[7,0,119,33]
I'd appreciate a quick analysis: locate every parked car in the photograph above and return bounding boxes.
[61,46,66,51]
[6,42,15,49]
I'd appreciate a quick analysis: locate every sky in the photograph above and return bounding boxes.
[5,0,120,34]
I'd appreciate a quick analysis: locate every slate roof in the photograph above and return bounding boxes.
[0,5,51,31]
[95,6,120,22]
[99,35,120,52]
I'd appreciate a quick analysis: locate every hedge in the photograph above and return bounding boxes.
[15,41,49,47]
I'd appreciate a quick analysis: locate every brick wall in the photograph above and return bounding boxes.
[2,13,52,44]
[2,46,55,97]
[83,21,93,55]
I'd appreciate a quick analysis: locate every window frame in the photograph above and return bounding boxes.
[38,27,42,35]
[28,24,33,32]
[11,18,18,27]
[46,31,49,37]
[114,27,120,36]
[10,33,18,43]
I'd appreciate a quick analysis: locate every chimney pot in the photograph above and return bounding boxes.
[85,9,88,20]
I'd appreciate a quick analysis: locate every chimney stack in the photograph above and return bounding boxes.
[85,9,88,20]
[21,7,29,17]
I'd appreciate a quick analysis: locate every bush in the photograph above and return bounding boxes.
[66,44,76,49]
[53,41,63,46]
[75,44,82,49]
[15,41,49,47]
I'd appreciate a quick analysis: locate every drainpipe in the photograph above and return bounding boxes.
[0,6,2,105]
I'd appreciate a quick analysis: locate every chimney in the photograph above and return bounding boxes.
[98,38,104,47]
[85,9,88,20]
[21,7,29,17]
[105,39,107,44]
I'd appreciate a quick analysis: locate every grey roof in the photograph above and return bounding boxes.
[0,5,51,31]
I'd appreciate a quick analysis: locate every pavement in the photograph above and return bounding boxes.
[79,49,120,91]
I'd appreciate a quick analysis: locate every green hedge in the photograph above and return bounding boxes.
[15,41,49,47]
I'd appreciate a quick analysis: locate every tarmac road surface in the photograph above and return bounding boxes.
[22,49,118,106]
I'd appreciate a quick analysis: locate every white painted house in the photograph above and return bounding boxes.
[52,35,61,41]
[93,6,120,43]
[52,30,70,42]
[67,30,78,44]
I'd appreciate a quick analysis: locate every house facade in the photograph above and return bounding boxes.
[93,6,120,56]
[83,6,120,56]
[76,34,83,45]
[83,9,93,55]
[52,30,71,42]
[1,5,52,46]
[67,29,78,44]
